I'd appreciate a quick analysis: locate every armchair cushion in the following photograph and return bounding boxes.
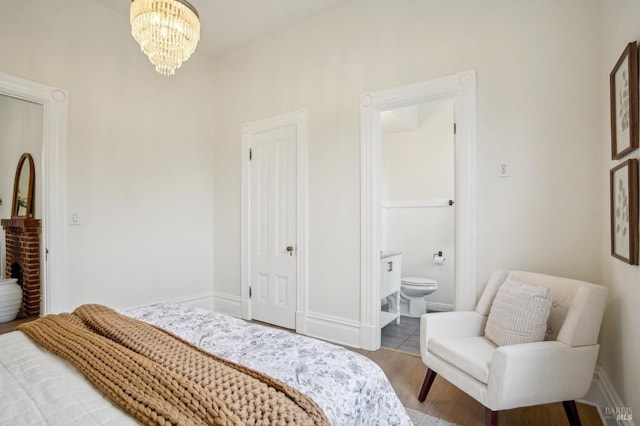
[429,336,496,384]
[484,278,552,346]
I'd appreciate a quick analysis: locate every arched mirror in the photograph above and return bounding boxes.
[11,153,35,218]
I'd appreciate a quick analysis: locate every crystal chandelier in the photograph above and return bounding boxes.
[130,0,201,76]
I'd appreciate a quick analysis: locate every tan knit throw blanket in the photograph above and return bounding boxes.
[18,304,329,426]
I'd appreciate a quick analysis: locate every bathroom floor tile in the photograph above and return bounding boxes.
[405,333,420,345]
[397,340,421,353]
[381,335,406,347]
[400,317,420,330]
[381,326,414,338]
[380,315,421,355]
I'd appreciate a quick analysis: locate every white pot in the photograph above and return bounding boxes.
[0,278,22,323]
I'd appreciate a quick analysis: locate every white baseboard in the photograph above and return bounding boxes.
[579,367,635,426]
[122,292,215,311]
[210,294,361,348]
[295,310,307,335]
[159,291,215,310]
[302,311,361,348]
[359,322,378,350]
[426,301,454,312]
[212,292,243,317]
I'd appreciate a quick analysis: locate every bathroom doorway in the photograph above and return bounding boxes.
[378,99,456,353]
[360,70,478,351]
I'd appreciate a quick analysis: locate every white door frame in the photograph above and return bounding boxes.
[0,71,68,315]
[241,110,308,333]
[360,70,478,350]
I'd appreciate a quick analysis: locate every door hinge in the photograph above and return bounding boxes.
[249,148,252,161]
[249,286,252,298]
[453,123,457,135]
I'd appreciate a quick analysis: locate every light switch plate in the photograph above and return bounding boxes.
[498,162,510,177]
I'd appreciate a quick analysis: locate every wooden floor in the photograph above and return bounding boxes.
[352,347,603,426]
[0,316,36,335]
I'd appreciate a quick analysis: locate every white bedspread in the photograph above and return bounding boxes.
[0,331,137,425]
[0,303,411,425]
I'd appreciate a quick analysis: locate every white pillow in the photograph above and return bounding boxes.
[484,278,552,346]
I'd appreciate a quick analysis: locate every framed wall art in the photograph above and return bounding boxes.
[610,158,638,265]
[610,41,639,160]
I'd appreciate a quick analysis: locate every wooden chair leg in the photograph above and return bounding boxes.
[562,400,582,426]
[485,408,499,426]
[417,368,437,402]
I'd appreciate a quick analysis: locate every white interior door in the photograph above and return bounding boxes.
[250,124,297,329]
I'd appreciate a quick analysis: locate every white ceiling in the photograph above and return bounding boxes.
[91,0,352,60]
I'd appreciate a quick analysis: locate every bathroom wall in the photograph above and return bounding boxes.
[382,100,456,309]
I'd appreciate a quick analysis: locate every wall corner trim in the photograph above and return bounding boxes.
[578,366,634,426]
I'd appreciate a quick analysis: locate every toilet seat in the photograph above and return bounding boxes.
[401,277,438,290]
[399,276,438,317]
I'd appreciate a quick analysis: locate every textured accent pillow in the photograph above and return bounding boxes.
[484,278,552,346]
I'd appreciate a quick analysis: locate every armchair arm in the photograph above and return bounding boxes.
[420,311,487,350]
[487,341,599,410]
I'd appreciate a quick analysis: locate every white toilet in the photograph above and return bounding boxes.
[400,276,438,317]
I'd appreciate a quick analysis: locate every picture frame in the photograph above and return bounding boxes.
[610,158,639,265]
[610,41,639,160]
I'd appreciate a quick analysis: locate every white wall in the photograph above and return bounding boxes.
[383,101,455,307]
[213,0,602,326]
[0,0,217,310]
[0,97,43,218]
[383,102,454,201]
[600,1,640,416]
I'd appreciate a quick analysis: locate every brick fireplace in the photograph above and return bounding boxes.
[1,218,41,317]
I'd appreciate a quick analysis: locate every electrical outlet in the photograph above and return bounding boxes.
[71,211,80,225]
[498,162,510,177]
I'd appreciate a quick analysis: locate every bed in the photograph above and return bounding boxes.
[0,303,411,425]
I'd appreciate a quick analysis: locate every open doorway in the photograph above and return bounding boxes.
[378,99,456,353]
[360,70,478,351]
[0,71,68,315]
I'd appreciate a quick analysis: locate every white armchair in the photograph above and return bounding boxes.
[418,270,608,426]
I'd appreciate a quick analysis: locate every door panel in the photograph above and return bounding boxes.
[250,124,297,329]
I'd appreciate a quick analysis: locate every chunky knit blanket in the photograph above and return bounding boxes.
[18,304,329,426]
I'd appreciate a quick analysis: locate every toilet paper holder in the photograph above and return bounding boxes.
[433,251,445,264]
